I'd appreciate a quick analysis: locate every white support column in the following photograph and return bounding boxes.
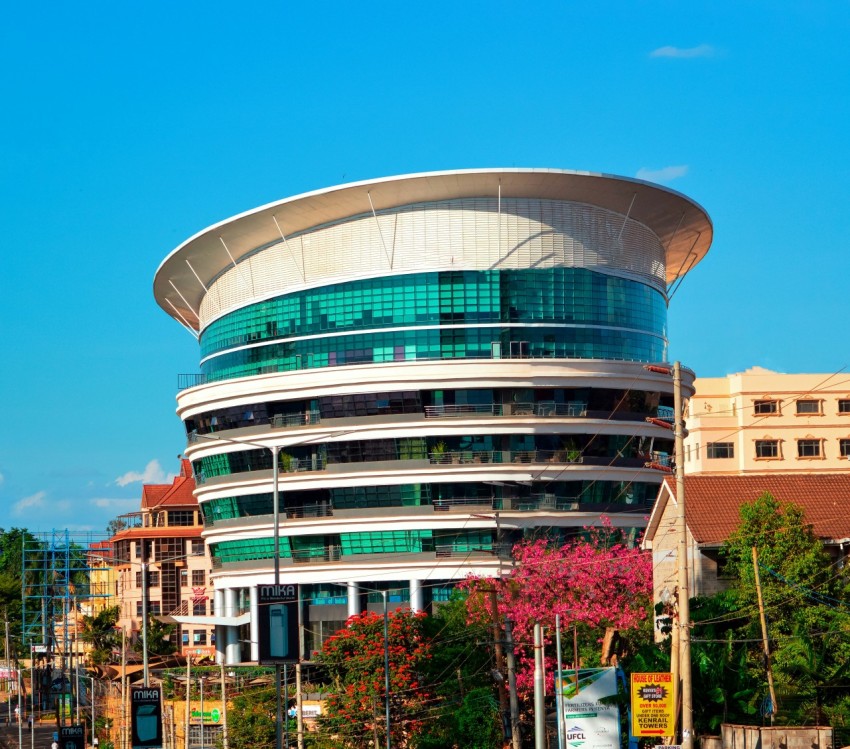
[214,589,225,665]
[225,589,240,665]
[409,579,424,613]
[249,585,260,662]
[347,582,360,618]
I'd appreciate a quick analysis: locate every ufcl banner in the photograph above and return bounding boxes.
[630,673,675,736]
[557,668,620,749]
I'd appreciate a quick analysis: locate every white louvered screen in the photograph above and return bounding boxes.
[198,198,666,328]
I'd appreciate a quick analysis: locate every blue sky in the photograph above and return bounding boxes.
[1,1,848,532]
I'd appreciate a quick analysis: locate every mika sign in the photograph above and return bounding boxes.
[59,724,85,749]
[131,687,163,749]
[258,584,300,664]
[630,672,675,737]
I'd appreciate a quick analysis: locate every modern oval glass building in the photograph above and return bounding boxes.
[154,168,712,663]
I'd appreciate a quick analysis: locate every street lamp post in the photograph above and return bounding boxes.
[190,429,349,749]
[199,676,205,749]
[141,557,150,686]
[382,591,390,749]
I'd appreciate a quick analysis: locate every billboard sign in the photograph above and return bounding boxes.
[131,687,163,749]
[258,584,299,663]
[630,672,675,736]
[557,668,620,749]
[59,724,85,749]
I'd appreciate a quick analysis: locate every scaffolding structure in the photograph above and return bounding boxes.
[21,530,114,711]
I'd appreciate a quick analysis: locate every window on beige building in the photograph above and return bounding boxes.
[754,399,779,415]
[840,438,850,458]
[797,439,822,458]
[192,570,205,586]
[839,399,850,414]
[755,440,780,459]
[796,399,822,415]
[707,442,734,459]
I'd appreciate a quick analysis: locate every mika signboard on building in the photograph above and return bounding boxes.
[131,687,163,749]
[258,584,300,663]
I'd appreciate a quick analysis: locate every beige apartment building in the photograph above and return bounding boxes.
[684,367,850,475]
[109,459,216,659]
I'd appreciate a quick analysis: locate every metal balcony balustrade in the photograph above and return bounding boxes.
[426,449,664,466]
[292,545,342,563]
[210,541,513,570]
[185,401,674,449]
[271,411,321,428]
[194,448,670,485]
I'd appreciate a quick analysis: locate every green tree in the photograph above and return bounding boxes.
[133,615,177,656]
[417,594,502,748]
[79,605,121,665]
[315,610,433,748]
[713,492,850,725]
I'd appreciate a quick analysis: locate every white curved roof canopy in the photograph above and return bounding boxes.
[154,168,712,331]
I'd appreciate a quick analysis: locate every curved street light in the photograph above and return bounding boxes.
[189,427,352,749]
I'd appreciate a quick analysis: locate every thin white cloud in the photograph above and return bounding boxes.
[650,44,715,59]
[13,491,46,515]
[115,459,172,487]
[0,472,5,485]
[90,497,139,511]
[636,165,689,183]
[12,491,70,517]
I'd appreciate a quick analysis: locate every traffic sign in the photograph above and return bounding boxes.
[258,584,299,663]
[131,687,163,749]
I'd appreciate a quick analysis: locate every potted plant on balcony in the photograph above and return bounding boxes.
[562,439,582,464]
[430,440,449,464]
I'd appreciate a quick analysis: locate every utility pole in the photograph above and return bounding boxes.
[673,361,693,749]
[504,619,521,749]
[6,616,12,727]
[220,663,228,749]
[489,590,510,746]
[533,623,545,749]
[752,547,778,722]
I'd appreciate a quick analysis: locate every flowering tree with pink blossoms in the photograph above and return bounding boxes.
[461,521,653,695]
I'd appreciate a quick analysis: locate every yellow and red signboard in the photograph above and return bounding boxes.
[630,672,675,736]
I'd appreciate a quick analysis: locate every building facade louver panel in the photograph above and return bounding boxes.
[154,169,711,663]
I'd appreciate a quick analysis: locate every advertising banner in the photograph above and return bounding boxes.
[557,667,620,749]
[59,724,85,749]
[630,672,675,736]
[258,584,300,664]
[131,686,163,749]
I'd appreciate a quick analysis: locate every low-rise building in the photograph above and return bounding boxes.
[684,367,850,475]
[643,473,850,606]
[108,459,215,658]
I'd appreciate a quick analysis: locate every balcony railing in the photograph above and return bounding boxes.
[427,449,668,468]
[286,503,333,519]
[196,449,669,488]
[292,546,342,564]
[271,411,321,428]
[433,497,499,511]
[424,402,590,418]
[434,543,512,558]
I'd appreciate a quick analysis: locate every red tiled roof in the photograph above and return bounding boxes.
[668,473,850,545]
[140,468,197,510]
